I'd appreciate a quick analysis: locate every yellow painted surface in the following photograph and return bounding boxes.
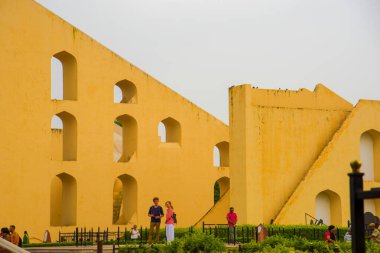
[2,0,380,241]
[230,83,380,226]
[0,0,229,241]
[194,189,230,227]
[275,100,380,225]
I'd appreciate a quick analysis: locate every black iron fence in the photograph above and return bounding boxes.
[59,226,195,246]
[202,222,356,244]
[60,223,372,247]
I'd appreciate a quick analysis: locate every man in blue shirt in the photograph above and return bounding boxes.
[148,197,164,243]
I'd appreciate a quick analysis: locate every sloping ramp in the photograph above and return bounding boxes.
[193,189,230,227]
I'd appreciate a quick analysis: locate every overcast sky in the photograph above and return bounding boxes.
[37,0,380,124]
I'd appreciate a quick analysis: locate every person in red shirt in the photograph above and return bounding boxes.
[226,207,237,244]
[324,225,336,244]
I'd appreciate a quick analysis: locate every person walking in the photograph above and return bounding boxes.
[324,225,336,244]
[165,201,175,244]
[147,197,164,244]
[226,207,237,244]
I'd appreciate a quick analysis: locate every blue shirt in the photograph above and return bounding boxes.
[148,205,164,222]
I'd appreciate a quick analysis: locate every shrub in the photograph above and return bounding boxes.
[182,232,225,253]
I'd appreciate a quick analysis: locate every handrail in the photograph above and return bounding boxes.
[0,238,30,253]
[305,213,322,225]
[28,237,43,243]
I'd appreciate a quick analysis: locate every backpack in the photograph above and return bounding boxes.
[172,212,177,224]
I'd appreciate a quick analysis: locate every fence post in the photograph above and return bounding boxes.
[97,240,103,253]
[80,227,83,246]
[349,166,365,253]
[97,227,100,242]
[112,243,115,253]
[337,228,340,241]
[117,226,120,246]
[75,227,79,247]
[226,226,229,244]
[233,226,236,245]
[124,227,127,243]
[106,227,109,242]
[59,231,61,243]
[255,227,258,243]
[242,227,244,244]
[202,222,205,233]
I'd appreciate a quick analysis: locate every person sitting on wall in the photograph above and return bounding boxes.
[324,225,336,244]
[368,223,380,243]
[130,225,140,241]
[9,225,19,246]
[344,227,352,243]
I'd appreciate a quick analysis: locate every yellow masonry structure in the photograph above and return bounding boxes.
[1,0,380,242]
[0,0,229,241]
[229,84,380,226]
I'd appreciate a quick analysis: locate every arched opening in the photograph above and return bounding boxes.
[315,190,342,226]
[158,117,181,144]
[114,115,137,162]
[360,130,380,181]
[214,142,229,167]
[364,199,380,217]
[214,177,230,203]
[51,112,77,161]
[50,173,77,226]
[112,174,138,225]
[213,147,220,167]
[51,51,77,100]
[114,80,137,103]
[158,122,166,142]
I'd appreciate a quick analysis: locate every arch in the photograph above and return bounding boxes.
[114,115,137,162]
[50,173,77,226]
[112,174,138,225]
[315,190,342,226]
[364,199,380,217]
[214,177,230,203]
[360,130,380,181]
[214,141,229,167]
[51,51,77,100]
[114,80,137,103]
[51,111,77,161]
[158,117,181,144]
[158,122,166,142]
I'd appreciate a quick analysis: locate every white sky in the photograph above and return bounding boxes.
[38,0,380,124]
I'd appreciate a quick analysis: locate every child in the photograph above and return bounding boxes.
[130,225,140,241]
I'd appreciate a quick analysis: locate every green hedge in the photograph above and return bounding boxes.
[203,224,349,243]
[119,235,380,253]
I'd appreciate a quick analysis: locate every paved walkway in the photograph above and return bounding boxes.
[24,245,118,253]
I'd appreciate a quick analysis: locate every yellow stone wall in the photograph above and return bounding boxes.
[0,0,229,241]
[229,84,356,225]
[275,100,380,225]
